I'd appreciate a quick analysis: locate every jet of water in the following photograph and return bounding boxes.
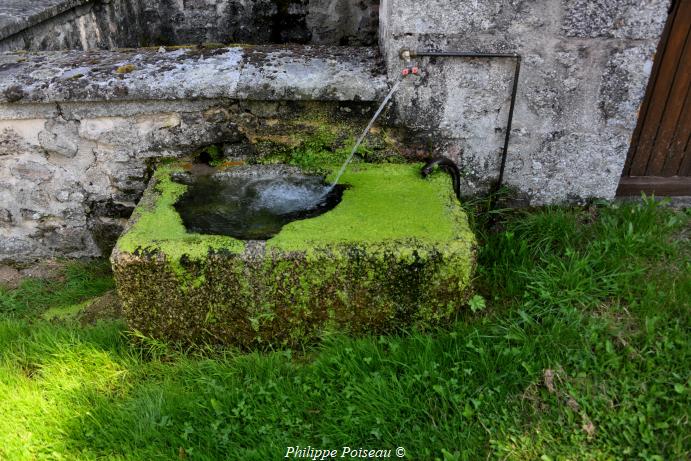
[253,177,330,214]
[327,78,404,191]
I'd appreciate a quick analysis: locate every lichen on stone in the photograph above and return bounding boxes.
[115,64,136,74]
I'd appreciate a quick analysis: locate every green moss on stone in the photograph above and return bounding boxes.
[258,130,406,175]
[116,166,245,284]
[259,164,476,336]
[257,128,346,173]
[112,162,476,348]
[244,102,407,171]
[270,163,472,249]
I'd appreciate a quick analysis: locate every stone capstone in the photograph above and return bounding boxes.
[0,45,387,103]
[0,0,91,42]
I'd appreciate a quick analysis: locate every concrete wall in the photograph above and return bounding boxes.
[0,0,380,52]
[379,0,669,203]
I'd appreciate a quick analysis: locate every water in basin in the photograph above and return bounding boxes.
[173,168,344,240]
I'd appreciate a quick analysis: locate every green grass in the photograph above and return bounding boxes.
[0,198,689,460]
[0,260,114,319]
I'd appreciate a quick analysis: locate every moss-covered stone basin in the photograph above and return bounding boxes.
[111,162,476,348]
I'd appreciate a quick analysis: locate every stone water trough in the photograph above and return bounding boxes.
[111,162,476,348]
[1,0,477,348]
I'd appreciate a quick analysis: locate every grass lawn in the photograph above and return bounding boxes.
[0,197,689,460]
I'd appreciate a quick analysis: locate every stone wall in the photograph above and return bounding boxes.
[0,0,675,263]
[0,0,149,52]
[0,99,386,262]
[379,0,670,203]
[148,0,379,46]
[0,45,388,263]
[0,0,380,52]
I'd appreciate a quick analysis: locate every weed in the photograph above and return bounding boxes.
[468,295,486,313]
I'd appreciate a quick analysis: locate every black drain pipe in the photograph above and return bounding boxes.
[400,49,522,193]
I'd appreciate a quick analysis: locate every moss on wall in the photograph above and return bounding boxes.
[236,101,409,170]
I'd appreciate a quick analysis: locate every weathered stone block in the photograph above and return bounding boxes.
[11,160,52,181]
[111,163,476,347]
[38,117,80,157]
[0,46,387,104]
[378,0,668,203]
[0,0,379,52]
[0,208,12,224]
[562,0,669,39]
[599,44,658,129]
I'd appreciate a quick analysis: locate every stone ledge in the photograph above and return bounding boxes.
[0,45,388,104]
[0,0,91,42]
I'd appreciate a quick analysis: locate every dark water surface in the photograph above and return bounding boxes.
[173,171,344,240]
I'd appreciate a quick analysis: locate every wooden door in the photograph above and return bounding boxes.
[618,0,691,196]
